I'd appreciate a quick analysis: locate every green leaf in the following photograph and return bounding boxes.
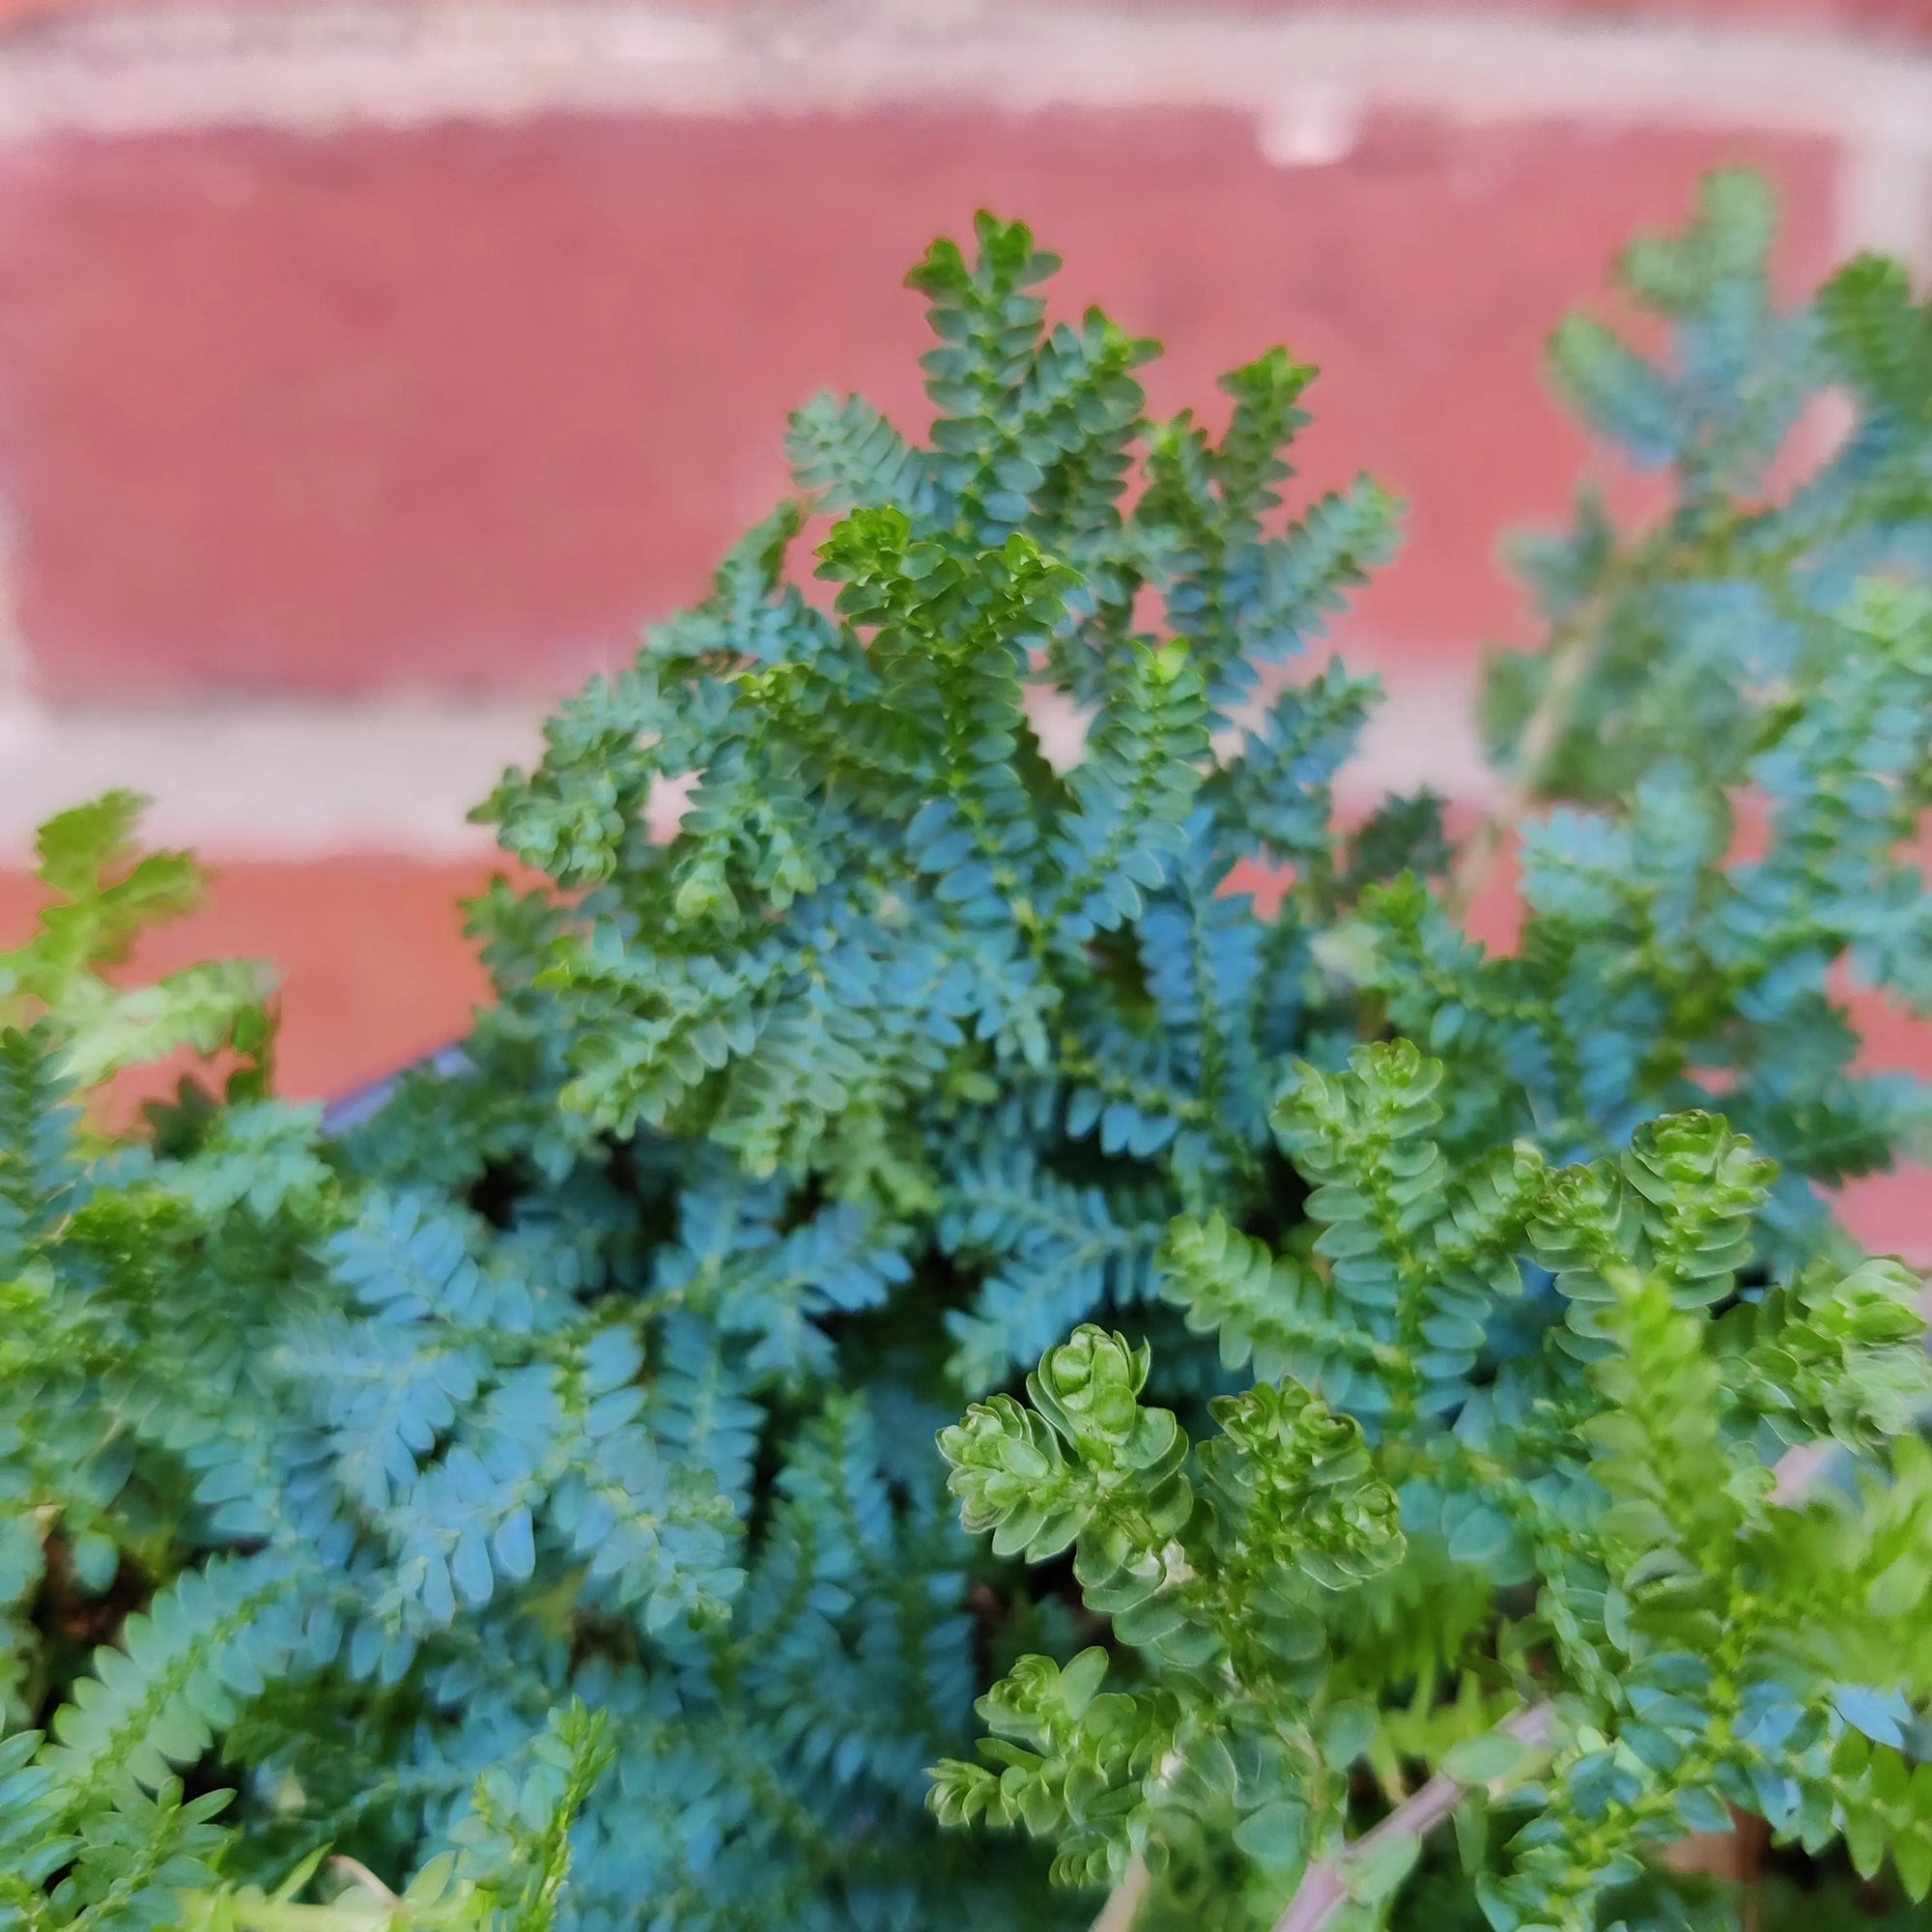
[1342,1829,1420,1904]
[1441,1732,1528,1786]
[1452,1787,1489,1876]
[1318,1699,1378,1770]
[1446,1506,1512,1566]
[1234,1799,1308,1868]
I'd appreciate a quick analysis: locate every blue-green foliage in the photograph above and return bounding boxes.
[1384,172,1932,1257]
[1,176,1929,1932]
[933,175,1932,1932]
[472,209,1403,1374]
[1,1018,1023,1930]
[1374,585,1932,1256]
[938,1086,1932,1931]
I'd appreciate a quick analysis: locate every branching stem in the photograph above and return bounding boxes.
[1443,610,1599,921]
[1091,1854,1152,1932]
[1267,1437,1833,1932]
[1271,1701,1556,1932]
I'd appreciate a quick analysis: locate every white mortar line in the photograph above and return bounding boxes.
[1836,133,1932,270]
[0,0,1901,867]
[0,697,545,862]
[0,2,1927,148]
[0,669,1495,864]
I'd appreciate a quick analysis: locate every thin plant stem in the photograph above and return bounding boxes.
[1267,1437,1833,1932]
[1270,1702,1556,1932]
[1091,1854,1152,1932]
[1442,611,1599,922]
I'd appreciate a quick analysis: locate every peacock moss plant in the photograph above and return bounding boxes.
[2,170,1930,1932]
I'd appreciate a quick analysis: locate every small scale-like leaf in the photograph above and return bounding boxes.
[1442,1732,1527,1786]
[1343,1829,1420,1904]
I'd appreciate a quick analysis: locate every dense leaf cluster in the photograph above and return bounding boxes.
[1,172,1929,1932]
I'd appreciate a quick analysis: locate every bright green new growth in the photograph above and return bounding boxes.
[936,1073,1932,1930]
[930,173,1932,1932]
[0,173,1929,1932]
[0,792,274,1096]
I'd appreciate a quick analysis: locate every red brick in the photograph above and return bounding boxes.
[0,111,1833,700]
[1843,989,1932,1264]
[0,855,503,1101]
[1833,1172,1930,1262]
[4,847,1922,1257]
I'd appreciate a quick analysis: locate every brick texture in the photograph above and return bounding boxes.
[0,5,1920,1253]
[0,110,1832,699]
[0,855,502,1101]
[4,846,1925,1258]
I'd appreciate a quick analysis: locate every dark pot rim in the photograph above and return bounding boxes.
[323,1042,470,1136]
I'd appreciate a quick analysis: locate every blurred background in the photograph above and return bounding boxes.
[0,0,1927,1248]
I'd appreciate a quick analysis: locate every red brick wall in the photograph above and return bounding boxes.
[0,111,1833,698]
[0,0,1926,1250]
